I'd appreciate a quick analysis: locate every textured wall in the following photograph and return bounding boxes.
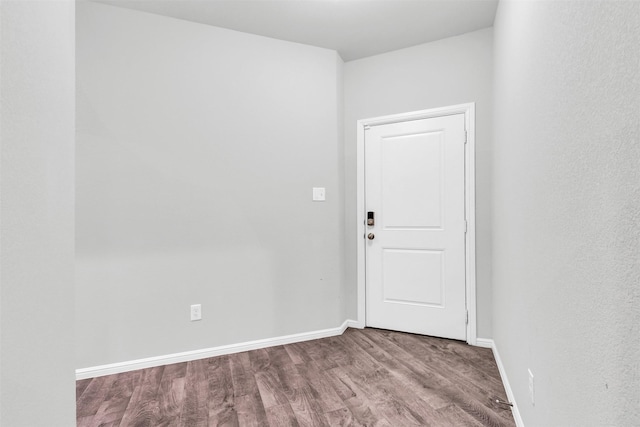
[0,0,76,425]
[492,1,640,425]
[76,2,344,368]
[344,28,494,338]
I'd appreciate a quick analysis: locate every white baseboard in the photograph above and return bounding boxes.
[481,338,525,427]
[76,319,357,380]
[475,337,494,349]
[345,319,365,329]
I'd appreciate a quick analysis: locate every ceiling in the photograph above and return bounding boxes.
[92,0,498,61]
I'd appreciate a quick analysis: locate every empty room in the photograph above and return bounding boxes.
[0,0,638,426]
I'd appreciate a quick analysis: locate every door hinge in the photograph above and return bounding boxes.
[464,220,468,234]
[465,310,469,325]
[464,130,468,144]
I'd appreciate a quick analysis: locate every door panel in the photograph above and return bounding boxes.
[381,131,443,229]
[365,114,466,340]
[382,248,444,306]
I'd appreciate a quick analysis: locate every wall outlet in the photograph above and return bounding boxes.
[190,304,202,321]
[528,369,535,405]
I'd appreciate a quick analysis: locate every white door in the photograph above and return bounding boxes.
[365,113,467,340]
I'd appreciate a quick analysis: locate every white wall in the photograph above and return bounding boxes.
[492,1,640,425]
[76,2,345,368]
[344,28,494,338]
[0,0,76,425]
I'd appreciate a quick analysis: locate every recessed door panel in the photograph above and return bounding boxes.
[382,249,444,307]
[381,132,443,230]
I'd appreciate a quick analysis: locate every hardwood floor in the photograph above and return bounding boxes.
[77,328,515,426]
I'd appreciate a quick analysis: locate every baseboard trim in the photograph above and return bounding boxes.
[482,338,525,427]
[76,319,356,380]
[475,337,494,349]
[345,319,365,329]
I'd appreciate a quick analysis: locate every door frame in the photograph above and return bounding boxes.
[356,103,477,345]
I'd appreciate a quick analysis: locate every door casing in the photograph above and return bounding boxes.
[356,103,477,345]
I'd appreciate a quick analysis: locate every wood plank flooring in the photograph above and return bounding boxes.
[77,328,515,426]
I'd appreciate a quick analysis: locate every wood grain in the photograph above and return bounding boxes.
[77,328,515,426]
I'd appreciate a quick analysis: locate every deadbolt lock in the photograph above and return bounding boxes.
[367,233,375,240]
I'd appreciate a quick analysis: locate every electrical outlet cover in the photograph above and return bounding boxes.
[528,369,535,405]
[190,304,202,321]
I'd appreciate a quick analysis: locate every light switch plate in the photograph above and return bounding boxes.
[313,187,326,201]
